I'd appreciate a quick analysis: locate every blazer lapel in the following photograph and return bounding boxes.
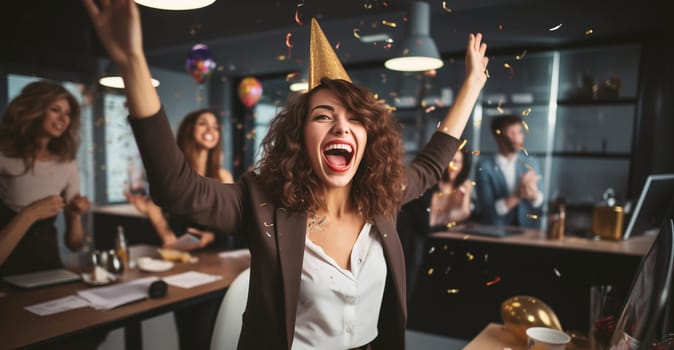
[373,216,406,317]
[491,158,509,196]
[275,208,307,349]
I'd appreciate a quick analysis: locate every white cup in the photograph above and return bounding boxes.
[526,327,571,350]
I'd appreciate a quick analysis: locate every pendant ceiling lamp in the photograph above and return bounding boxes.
[384,1,444,72]
[134,0,216,10]
[99,63,160,89]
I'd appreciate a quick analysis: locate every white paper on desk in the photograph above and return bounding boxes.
[162,271,221,289]
[25,295,90,316]
[218,249,250,259]
[77,276,159,310]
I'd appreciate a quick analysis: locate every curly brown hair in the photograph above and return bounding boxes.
[0,80,81,171]
[176,109,224,181]
[256,78,404,219]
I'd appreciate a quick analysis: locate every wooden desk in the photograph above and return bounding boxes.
[464,323,526,350]
[0,249,250,349]
[408,227,655,340]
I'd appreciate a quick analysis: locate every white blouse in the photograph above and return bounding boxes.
[293,223,387,350]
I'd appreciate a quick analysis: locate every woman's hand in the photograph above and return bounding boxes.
[67,194,90,216]
[125,191,152,215]
[186,228,216,249]
[465,33,490,88]
[82,0,143,66]
[24,195,64,221]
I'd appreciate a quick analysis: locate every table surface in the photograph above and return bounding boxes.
[464,323,527,350]
[0,248,251,349]
[432,225,656,256]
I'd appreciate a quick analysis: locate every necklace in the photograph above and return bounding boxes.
[307,214,328,233]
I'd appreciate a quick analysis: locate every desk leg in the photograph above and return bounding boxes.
[125,321,142,350]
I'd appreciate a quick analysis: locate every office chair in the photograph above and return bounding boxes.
[210,268,250,350]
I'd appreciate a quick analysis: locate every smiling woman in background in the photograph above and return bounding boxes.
[125,109,234,251]
[0,80,90,276]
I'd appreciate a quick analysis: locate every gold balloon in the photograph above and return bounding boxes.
[500,295,563,341]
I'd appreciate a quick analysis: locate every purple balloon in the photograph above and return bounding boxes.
[185,44,217,84]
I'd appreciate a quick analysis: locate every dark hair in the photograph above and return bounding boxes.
[176,109,223,181]
[441,148,473,186]
[256,78,404,219]
[490,114,521,136]
[0,80,81,170]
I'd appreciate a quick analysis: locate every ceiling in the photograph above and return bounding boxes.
[0,0,668,79]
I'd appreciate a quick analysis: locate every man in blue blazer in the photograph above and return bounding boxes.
[476,114,543,228]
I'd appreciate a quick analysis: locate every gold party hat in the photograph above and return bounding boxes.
[309,18,351,90]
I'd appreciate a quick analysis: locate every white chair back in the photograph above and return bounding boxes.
[210,268,250,350]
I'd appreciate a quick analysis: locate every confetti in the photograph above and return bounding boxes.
[427,268,434,276]
[463,235,470,240]
[294,4,303,26]
[458,139,468,151]
[516,49,527,60]
[447,289,460,294]
[521,107,532,117]
[518,159,534,171]
[335,41,341,50]
[549,23,563,31]
[497,99,505,114]
[585,28,594,35]
[498,24,503,30]
[442,1,452,13]
[466,252,474,261]
[553,268,561,277]
[527,213,539,220]
[495,129,502,135]
[381,20,397,28]
[472,150,481,156]
[285,33,294,48]
[486,276,501,286]
[428,246,436,254]
[352,28,361,39]
[424,105,436,113]
[446,221,457,229]
[522,120,529,134]
[504,63,514,78]
[484,68,491,79]
[286,72,299,81]
[521,146,529,156]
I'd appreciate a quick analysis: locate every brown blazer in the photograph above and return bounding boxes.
[130,108,460,349]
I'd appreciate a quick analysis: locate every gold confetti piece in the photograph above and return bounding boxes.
[352,28,361,39]
[522,120,529,134]
[276,55,287,61]
[549,23,563,31]
[527,213,539,220]
[424,105,436,113]
[442,1,452,13]
[458,138,468,151]
[294,4,303,26]
[443,244,449,251]
[484,68,490,78]
[463,235,470,240]
[427,268,434,275]
[364,2,373,9]
[335,41,340,50]
[260,202,268,207]
[553,268,561,277]
[471,180,477,186]
[585,28,593,35]
[472,150,481,156]
[486,276,501,286]
[484,253,489,262]
[446,289,460,294]
[446,221,457,229]
[521,107,532,117]
[466,252,474,261]
[518,159,534,171]
[381,20,397,28]
[495,129,502,135]
[448,162,459,172]
[516,49,527,60]
[286,72,299,81]
[521,146,529,156]
[285,33,293,48]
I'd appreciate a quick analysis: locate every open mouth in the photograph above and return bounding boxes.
[322,142,354,172]
[203,133,215,142]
